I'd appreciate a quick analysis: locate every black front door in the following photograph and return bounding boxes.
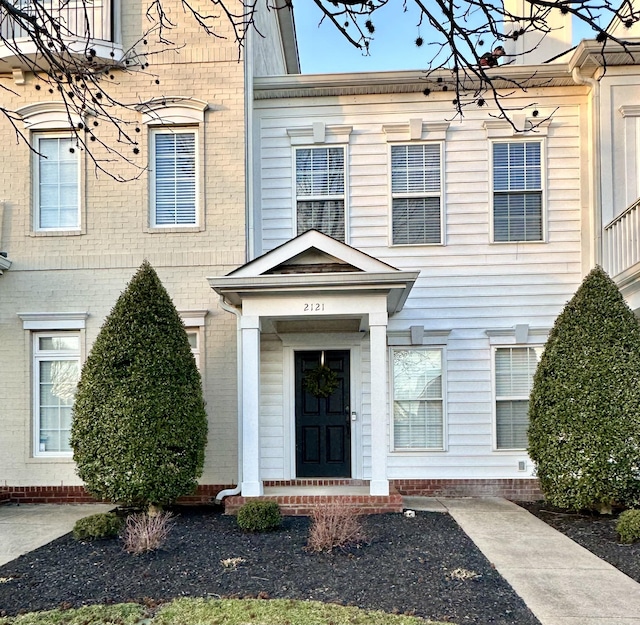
[295,350,351,478]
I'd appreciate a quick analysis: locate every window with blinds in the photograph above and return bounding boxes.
[391,144,442,245]
[151,129,197,226]
[295,147,345,242]
[34,135,80,231]
[495,346,542,449]
[493,142,542,242]
[392,348,444,450]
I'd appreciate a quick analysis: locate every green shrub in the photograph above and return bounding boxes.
[73,512,123,540]
[236,501,282,532]
[617,509,640,544]
[70,261,208,510]
[528,266,640,512]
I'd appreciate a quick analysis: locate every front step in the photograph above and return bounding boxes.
[223,482,404,516]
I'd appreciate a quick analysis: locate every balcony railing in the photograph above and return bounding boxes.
[0,0,113,44]
[604,197,640,278]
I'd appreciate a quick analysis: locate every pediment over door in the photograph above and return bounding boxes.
[208,230,419,314]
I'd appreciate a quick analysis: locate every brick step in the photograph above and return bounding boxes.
[224,486,404,516]
[0,490,11,504]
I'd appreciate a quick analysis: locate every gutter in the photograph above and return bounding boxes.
[213,295,243,504]
[572,65,604,267]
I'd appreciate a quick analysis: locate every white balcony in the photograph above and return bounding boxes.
[603,197,640,311]
[0,0,122,70]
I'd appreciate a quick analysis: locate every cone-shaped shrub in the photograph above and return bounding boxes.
[528,266,640,511]
[71,261,207,508]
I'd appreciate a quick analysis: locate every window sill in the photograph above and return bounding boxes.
[30,229,83,237]
[145,225,203,234]
[391,448,446,454]
[28,455,74,463]
[390,242,444,247]
[490,239,545,245]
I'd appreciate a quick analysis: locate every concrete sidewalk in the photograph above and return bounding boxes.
[405,496,640,625]
[0,503,113,567]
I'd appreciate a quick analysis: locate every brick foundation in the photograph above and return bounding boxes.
[392,478,543,501]
[224,491,404,516]
[0,484,234,505]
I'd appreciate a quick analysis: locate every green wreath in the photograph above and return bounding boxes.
[304,365,339,398]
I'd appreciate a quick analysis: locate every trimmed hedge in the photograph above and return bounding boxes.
[71,261,208,508]
[236,501,282,532]
[528,266,640,512]
[617,509,640,544]
[73,512,123,540]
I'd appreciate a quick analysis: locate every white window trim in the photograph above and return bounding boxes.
[32,332,82,458]
[390,346,447,453]
[292,144,348,243]
[32,132,82,233]
[148,126,201,230]
[489,138,547,244]
[491,344,543,452]
[18,313,88,459]
[388,142,445,247]
[179,309,208,378]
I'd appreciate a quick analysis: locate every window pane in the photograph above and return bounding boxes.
[497,400,530,449]
[392,197,441,244]
[297,200,345,242]
[296,147,344,197]
[153,132,197,226]
[494,192,542,242]
[37,136,79,230]
[391,144,440,194]
[393,349,443,449]
[495,347,542,449]
[36,334,80,455]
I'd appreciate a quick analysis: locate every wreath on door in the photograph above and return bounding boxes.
[304,364,339,398]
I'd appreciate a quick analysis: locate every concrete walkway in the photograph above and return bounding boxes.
[0,503,113,567]
[405,496,640,625]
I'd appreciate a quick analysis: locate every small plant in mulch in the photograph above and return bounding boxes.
[447,567,482,581]
[306,502,367,552]
[122,511,174,554]
[617,509,640,544]
[73,512,123,540]
[236,501,282,532]
[220,557,246,570]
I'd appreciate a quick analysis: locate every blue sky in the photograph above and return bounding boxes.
[293,1,597,74]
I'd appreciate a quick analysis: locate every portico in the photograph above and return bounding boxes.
[208,230,419,498]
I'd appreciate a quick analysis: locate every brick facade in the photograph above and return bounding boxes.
[393,479,543,502]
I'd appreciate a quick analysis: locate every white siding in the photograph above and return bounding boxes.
[254,85,586,480]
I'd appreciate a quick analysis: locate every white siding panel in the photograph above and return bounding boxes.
[255,88,585,479]
[260,335,285,479]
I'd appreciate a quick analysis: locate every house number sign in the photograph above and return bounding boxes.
[303,303,325,312]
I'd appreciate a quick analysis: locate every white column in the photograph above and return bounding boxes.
[240,315,263,497]
[369,311,389,496]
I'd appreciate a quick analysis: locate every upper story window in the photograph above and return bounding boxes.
[392,348,444,450]
[33,133,80,231]
[150,128,198,227]
[492,141,542,242]
[391,143,442,245]
[295,146,345,242]
[494,346,542,450]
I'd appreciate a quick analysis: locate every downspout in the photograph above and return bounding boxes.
[214,295,243,503]
[572,65,604,268]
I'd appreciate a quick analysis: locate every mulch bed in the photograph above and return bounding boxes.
[519,502,640,584]
[0,506,539,624]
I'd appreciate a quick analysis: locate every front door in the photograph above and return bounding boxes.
[295,350,351,478]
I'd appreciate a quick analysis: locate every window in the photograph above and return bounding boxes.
[296,147,345,242]
[186,329,201,370]
[33,333,81,456]
[150,129,197,226]
[34,134,80,231]
[493,141,542,242]
[392,348,444,450]
[391,144,442,244]
[494,346,542,449]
